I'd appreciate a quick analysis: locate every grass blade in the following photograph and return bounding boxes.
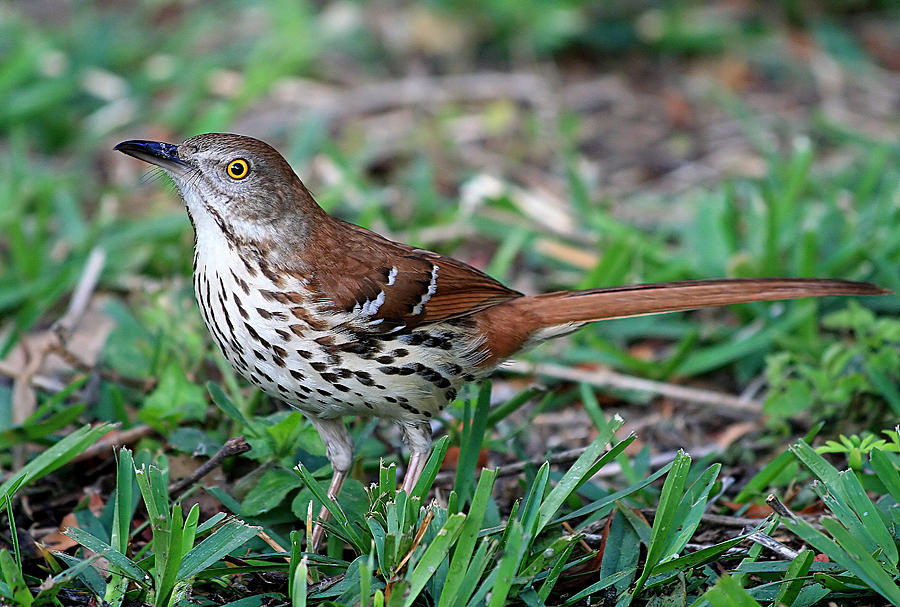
[0,423,114,498]
[178,518,261,579]
[452,539,496,607]
[105,447,136,606]
[454,382,492,505]
[554,461,673,526]
[403,513,466,607]
[734,423,823,502]
[774,548,814,606]
[411,436,450,500]
[537,536,578,601]
[438,467,498,607]
[487,519,523,607]
[537,432,613,533]
[292,557,308,607]
[632,449,691,595]
[0,549,32,607]
[781,514,900,605]
[695,573,762,607]
[871,449,900,503]
[294,464,366,551]
[64,526,146,583]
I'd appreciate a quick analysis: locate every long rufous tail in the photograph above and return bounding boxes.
[525,278,888,326]
[477,278,889,363]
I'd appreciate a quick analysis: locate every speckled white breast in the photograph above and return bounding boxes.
[191,234,480,422]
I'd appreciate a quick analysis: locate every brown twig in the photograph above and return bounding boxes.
[747,531,799,559]
[54,247,106,336]
[256,528,290,563]
[433,445,593,484]
[765,494,798,519]
[71,424,154,462]
[592,447,718,479]
[504,361,763,416]
[168,436,251,495]
[582,509,771,537]
[47,343,157,392]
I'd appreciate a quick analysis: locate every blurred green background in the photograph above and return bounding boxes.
[2,0,898,441]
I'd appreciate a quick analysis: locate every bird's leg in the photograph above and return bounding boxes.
[399,421,433,495]
[305,417,353,552]
[402,450,429,495]
[310,469,346,552]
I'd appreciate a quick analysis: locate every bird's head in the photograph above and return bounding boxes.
[115,133,322,247]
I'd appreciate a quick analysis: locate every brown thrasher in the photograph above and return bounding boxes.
[116,133,887,548]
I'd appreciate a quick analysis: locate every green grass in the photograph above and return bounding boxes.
[1,1,899,605]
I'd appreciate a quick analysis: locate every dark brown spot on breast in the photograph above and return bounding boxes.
[231,270,250,294]
[260,289,288,303]
[254,366,274,383]
[314,335,336,350]
[244,322,271,349]
[241,256,258,277]
[291,306,326,330]
[258,258,285,287]
[217,274,228,301]
[237,302,249,320]
[339,339,378,356]
[403,333,426,346]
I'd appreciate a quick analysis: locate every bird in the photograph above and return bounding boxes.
[115,133,888,548]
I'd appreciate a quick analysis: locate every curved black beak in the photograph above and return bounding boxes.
[114,140,190,174]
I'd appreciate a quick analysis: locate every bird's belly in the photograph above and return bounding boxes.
[194,264,475,421]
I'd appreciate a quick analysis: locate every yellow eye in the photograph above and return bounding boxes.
[226,158,250,180]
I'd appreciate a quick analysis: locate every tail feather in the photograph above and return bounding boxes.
[473,278,888,365]
[523,278,889,327]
